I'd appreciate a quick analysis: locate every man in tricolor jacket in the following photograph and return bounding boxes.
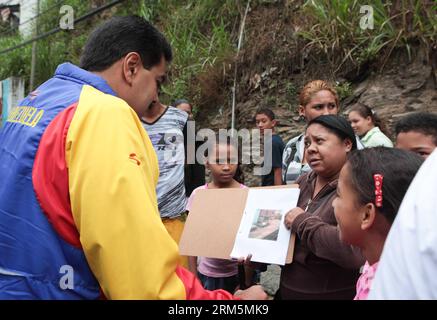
[0,16,266,300]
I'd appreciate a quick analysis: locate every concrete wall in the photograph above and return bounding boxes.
[1,77,25,128]
[0,0,38,37]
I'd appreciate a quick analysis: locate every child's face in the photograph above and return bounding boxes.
[333,163,365,246]
[255,113,276,134]
[396,131,436,159]
[348,111,373,137]
[207,144,238,185]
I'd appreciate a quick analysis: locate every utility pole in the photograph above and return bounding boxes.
[29,0,39,92]
[231,0,250,134]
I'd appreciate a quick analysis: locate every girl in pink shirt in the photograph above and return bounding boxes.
[186,139,248,293]
[332,147,422,300]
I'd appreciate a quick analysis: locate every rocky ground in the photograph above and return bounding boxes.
[260,264,281,297]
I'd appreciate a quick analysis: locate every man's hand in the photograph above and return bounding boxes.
[284,207,305,229]
[234,285,268,300]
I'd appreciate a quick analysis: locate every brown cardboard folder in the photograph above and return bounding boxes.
[179,185,298,264]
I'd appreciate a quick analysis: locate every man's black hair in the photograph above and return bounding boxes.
[80,15,172,71]
[173,99,192,112]
[255,108,276,121]
[394,112,437,145]
[173,99,190,107]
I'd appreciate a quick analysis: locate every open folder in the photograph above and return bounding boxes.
[179,185,300,265]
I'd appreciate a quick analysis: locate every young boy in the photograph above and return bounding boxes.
[255,108,284,186]
[395,112,437,159]
[141,100,189,267]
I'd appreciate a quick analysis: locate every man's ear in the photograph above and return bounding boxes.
[361,203,376,231]
[122,52,142,85]
[271,119,277,127]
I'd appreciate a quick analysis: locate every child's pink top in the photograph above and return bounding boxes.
[186,183,247,278]
[354,261,379,300]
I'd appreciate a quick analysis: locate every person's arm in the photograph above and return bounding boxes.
[244,264,263,288]
[66,86,236,299]
[272,136,285,185]
[185,190,200,278]
[273,168,283,186]
[286,207,364,269]
[188,256,198,276]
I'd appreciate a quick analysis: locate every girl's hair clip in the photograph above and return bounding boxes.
[373,174,383,208]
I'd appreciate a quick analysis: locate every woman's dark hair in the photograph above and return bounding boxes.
[348,103,390,137]
[205,137,244,184]
[307,115,358,151]
[347,147,423,223]
[80,16,172,71]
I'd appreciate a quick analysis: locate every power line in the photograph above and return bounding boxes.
[0,0,20,7]
[20,1,60,26]
[0,0,126,55]
[0,0,62,38]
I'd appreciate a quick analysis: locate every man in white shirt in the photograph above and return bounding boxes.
[369,150,437,299]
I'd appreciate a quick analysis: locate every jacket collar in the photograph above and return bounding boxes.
[305,170,338,198]
[362,126,381,143]
[54,63,117,96]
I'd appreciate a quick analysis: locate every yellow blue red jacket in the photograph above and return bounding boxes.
[0,63,234,300]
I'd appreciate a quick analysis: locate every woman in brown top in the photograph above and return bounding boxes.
[280,115,365,299]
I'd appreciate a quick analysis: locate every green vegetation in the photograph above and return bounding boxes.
[0,0,239,109]
[335,81,353,101]
[141,0,238,108]
[0,0,110,89]
[298,0,437,71]
[0,0,435,109]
